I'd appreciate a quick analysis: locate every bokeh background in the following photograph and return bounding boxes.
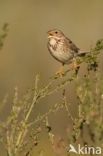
[0,0,103,155]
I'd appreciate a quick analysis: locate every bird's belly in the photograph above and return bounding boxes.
[49,46,73,64]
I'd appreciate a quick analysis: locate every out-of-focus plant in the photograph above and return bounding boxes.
[0,23,103,156]
[0,23,9,50]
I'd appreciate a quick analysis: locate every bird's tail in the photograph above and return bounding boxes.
[78,50,89,57]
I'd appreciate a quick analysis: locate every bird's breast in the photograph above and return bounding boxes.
[48,39,73,64]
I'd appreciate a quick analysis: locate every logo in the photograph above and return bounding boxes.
[66,144,102,155]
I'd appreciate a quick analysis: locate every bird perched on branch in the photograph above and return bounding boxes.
[47,29,88,75]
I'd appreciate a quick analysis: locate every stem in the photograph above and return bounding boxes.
[14,75,39,154]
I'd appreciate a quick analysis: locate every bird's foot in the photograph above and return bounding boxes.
[55,67,65,78]
[69,60,80,75]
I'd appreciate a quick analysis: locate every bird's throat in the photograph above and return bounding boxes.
[49,38,57,46]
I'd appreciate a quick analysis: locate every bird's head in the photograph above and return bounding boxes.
[47,29,65,40]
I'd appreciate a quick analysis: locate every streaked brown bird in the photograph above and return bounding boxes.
[47,29,88,75]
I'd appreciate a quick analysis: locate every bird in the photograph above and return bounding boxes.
[47,29,88,75]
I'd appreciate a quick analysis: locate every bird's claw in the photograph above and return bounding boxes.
[55,70,65,78]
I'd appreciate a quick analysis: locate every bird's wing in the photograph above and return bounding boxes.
[64,37,89,57]
[65,37,80,54]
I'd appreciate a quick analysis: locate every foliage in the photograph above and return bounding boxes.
[0,24,103,156]
[0,23,9,50]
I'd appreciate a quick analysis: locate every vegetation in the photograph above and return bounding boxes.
[0,24,103,156]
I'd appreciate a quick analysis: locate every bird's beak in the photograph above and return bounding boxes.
[47,31,51,35]
[47,31,53,38]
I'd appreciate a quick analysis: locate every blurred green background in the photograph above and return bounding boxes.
[0,0,103,155]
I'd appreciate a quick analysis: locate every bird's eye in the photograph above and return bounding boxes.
[55,31,58,34]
